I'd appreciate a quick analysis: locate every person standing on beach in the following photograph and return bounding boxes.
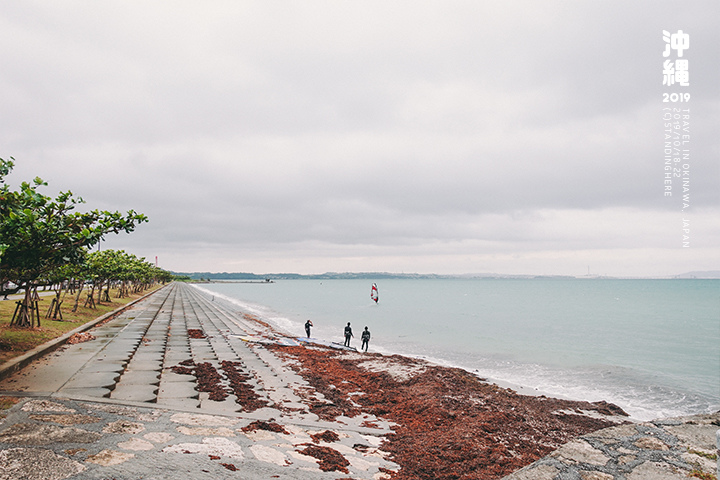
[344,322,353,347]
[361,326,371,352]
[305,320,313,338]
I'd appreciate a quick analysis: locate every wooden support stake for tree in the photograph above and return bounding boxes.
[30,287,40,327]
[32,299,40,327]
[84,292,96,309]
[10,300,22,327]
[71,281,85,312]
[46,297,56,318]
[45,296,64,320]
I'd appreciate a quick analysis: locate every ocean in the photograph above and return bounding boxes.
[191,278,720,422]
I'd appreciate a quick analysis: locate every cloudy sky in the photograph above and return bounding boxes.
[2,1,718,276]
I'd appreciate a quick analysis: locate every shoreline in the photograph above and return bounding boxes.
[195,288,638,477]
[194,283,718,423]
[226,310,635,478]
[199,286,560,396]
[201,290,640,419]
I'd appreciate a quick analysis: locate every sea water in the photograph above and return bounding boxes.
[192,278,720,421]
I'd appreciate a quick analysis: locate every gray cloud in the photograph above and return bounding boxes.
[1,1,718,276]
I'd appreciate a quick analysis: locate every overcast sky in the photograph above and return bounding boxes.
[2,1,718,276]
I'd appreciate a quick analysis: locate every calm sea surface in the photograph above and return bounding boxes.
[192,278,720,421]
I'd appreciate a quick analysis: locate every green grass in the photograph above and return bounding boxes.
[0,396,21,410]
[688,449,718,461]
[689,471,717,480]
[0,286,160,365]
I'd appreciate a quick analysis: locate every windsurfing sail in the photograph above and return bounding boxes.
[371,283,379,303]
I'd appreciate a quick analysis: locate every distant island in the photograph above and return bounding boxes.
[172,271,720,281]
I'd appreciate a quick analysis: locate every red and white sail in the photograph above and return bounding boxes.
[371,283,379,303]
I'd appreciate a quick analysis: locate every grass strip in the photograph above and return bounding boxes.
[0,286,161,365]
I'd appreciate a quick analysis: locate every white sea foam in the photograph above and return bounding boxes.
[191,284,299,335]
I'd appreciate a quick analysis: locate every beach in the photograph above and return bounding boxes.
[196,278,720,422]
[0,283,717,480]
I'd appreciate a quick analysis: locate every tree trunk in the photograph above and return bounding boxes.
[84,283,97,309]
[46,284,65,320]
[72,281,85,312]
[10,286,40,328]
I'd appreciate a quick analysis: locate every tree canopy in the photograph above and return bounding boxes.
[0,157,150,297]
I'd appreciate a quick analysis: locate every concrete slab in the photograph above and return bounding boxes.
[157,382,198,399]
[110,384,158,402]
[128,353,164,365]
[125,359,163,371]
[56,387,112,398]
[116,370,161,385]
[63,371,120,389]
[154,397,200,410]
[79,363,126,374]
[163,354,193,365]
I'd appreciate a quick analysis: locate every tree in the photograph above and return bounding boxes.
[0,158,148,326]
[79,250,172,306]
[85,249,124,306]
[40,261,86,320]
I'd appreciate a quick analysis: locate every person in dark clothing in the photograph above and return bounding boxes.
[361,326,371,352]
[343,322,353,347]
[305,320,313,338]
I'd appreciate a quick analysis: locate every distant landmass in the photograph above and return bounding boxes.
[673,270,720,279]
[173,271,452,281]
[172,270,720,280]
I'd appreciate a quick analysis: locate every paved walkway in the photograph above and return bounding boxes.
[0,283,718,480]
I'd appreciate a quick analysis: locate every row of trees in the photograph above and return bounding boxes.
[0,157,170,327]
[43,249,174,322]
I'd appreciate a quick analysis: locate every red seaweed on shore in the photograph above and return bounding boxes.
[295,444,350,473]
[171,359,269,410]
[194,362,229,401]
[170,360,229,401]
[220,360,269,411]
[272,346,628,480]
[170,359,195,376]
[241,420,290,435]
[187,329,206,339]
[311,430,340,443]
